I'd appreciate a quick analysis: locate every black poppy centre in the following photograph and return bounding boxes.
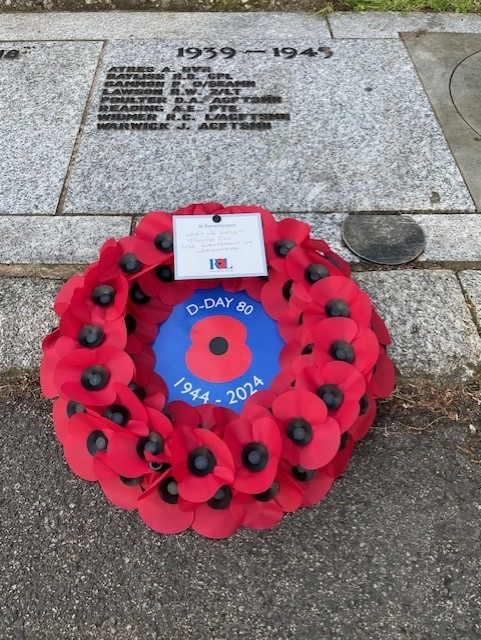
[209,336,229,356]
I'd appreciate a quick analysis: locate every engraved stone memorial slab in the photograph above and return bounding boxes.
[0,41,102,214]
[403,32,481,211]
[63,38,473,214]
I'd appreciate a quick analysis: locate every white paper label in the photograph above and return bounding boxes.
[173,213,267,280]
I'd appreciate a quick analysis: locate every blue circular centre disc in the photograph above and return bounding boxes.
[152,286,284,409]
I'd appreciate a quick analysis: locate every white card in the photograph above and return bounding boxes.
[173,213,267,280]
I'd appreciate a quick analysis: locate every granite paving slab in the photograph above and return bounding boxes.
[354,270,481,383]
[0,41,102,214]
[403,32,481,212]
[0,12,330,41]
[63,39,473,215]
[459,270,481,324]
[0,278,61,372]
[411,214,481,262]
[0,216,131,264]
[328,11,481,39]
[258,213,481,264]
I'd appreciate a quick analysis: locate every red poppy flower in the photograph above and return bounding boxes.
[279,325,315,370]
[277,308,305,342]
[52,396,85,444]
[59,310,127,351]
[105,410,172,478]
[191,487,243,539]
[95,236,151,282]
[126,282,172,324]
[40,335,78,398]
[325,433,355,479]
[260,269,306,321]
[302,276,372,331]
[230,467,303,530]
[42,328,62,353]
[271,389,341,469]
[313,318,379,377]
[125,313,159,355]
[54,345,134,406]
[265,218,311,264]
[96,382,149,435]
[348,394,377,442]
[62,412,116,481]
[53,382,149,446]
[130,211,174,266]
[221,273,267,303]
[224,416,282,494]
[68,268,129,325]
[171,426,234,502]
[138,470,196,534]
[368,348,396,399]
[269,369,296,396]
[370,308,392,346]
[296,361,366,432]
[286,462,335,508]
[304,238,352,278]
[93,457,144,510]
[196,404,239,438]
[137,265,194,306]
[128,371,167,411]
[185,315,252,383]
[53,274,85,316]
[166,400,202,429]
[131,344,156,377]
[242,389,277,416]
[282,246,347,293]
[221,276,255,297]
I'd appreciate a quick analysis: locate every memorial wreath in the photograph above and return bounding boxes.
[40,202,395,538]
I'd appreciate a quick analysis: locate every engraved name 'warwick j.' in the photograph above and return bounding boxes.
[96,45,332,133]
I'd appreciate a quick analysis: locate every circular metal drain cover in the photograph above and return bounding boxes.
[341,215,425,265]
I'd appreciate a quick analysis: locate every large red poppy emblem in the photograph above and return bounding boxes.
[186,315,252,383]
[40,202,395,539]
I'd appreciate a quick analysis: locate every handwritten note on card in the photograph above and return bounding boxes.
[173,213,267,280]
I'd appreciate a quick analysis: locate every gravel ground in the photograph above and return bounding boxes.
[1,377,481,640]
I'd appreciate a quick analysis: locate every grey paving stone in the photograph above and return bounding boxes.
[0,12,330,41]
[0,41,102,214]
[354,270,481,382]
[136,211,481,265]
[459,270,481,323]
[315,213,481,264]
[412,214,481,262]
[403,32,481,212]
[0,216,132,264]
[0,278,61,372]
[329,11,481,39]
[279,213,481,264]
[63,39,472,215]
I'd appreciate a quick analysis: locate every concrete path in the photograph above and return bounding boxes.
[1,376,481,640]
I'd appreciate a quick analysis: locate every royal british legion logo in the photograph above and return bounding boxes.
[209,258,233,271]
